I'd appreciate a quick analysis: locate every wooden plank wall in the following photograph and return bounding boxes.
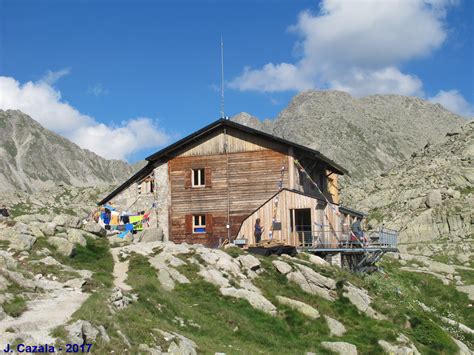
[236,190,341,247]
[178,128,286,157]
[291,160,341,205]
[167,127,342,247]
[169,149,289,247]
[327,170,340,204]
[292,160,325,197]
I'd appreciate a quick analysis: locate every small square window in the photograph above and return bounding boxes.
[139,176,154,194]
[192,168,205,187]
[193,214,206,233]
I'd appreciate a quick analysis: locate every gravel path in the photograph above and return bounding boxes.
[0,278,88,345]
[111,247,132,291]
[110,242,163,291]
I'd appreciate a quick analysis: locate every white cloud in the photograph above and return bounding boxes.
[0,75,94,133]
[87,83,108,97]
[329,67,424,97]
[69,118,169,160]
[0,74,169,160]
[429,90,474,118]
[231,63,313,92]
[230,0,456,97]
[41,68,71,85]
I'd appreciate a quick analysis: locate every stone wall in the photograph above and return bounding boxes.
[153,163,169,241]
[107,162,169,240]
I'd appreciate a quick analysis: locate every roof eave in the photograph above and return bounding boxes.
[146,118,348,175]
[97,163,155,205]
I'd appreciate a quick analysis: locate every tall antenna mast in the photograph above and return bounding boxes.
[220,36,225,119]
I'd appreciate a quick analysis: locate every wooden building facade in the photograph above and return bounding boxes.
[99,119,360,248]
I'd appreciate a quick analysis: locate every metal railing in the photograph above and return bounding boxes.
[366,227,398,248]
[292,225,398,249]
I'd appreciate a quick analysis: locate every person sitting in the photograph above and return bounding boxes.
[351,217,365,245]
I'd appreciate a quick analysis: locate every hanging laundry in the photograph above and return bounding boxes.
[117,223,134,239]
[104,208,112,225]
[129,215,143,231]
[111,211,120,225]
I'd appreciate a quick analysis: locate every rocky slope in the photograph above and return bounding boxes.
[0,110,141,192]
[232,91,466,179]
[344,121,473,265]
[0,187,472,354]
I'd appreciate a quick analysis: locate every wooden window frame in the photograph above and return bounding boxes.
[138,175,154,194]
[193,214,206,234]
[192,168,205,188]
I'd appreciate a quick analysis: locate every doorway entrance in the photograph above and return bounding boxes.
[290,208,312,246]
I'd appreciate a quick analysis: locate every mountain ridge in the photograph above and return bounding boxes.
[0,91,467,192]
[0,109,142,192]
[232,90,466,179]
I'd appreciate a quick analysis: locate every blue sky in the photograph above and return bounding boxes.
[1,0,473,162]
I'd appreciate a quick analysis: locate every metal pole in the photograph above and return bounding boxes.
[220,36,225,119]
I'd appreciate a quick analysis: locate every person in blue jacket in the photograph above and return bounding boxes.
[351,216,365,245]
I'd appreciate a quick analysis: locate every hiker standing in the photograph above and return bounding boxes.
[254,218,264,244]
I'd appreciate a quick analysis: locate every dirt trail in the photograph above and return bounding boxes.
[0,278,88,345]
[110,242,163,291]
[111,247,132,291]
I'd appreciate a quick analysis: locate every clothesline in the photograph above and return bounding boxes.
[293,159,340,216]
[115,201,157,238]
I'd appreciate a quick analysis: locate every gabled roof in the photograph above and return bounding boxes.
[145,118,347,173]
[98,118,348,205]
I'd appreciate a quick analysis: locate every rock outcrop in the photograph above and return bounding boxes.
[344,121,473,263]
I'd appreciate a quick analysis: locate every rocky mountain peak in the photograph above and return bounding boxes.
[0,109,140,192]
[232,90,466,180]
[230,112,261,127]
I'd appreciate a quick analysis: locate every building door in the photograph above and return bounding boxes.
[290,208,312,247]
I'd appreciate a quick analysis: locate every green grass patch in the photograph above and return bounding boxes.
[255,256,397,353]
[118,254,332,354]
[3,296,27,317]
[408,311,458,354]
[368,208,384,222]
[57,237,114,289]
[431,254,452,265]
[457,186,474,195]
[28,236,112,287]
[26,263,81,283]
[9,203,32,218]
[365,259,472,350]
[457,268,474,286]
[224,246,246,258]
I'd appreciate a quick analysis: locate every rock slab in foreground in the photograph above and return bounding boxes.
[321,341,358,355]
[325,316,346,337]
[276,296,320,319]
[220,287,277,315]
